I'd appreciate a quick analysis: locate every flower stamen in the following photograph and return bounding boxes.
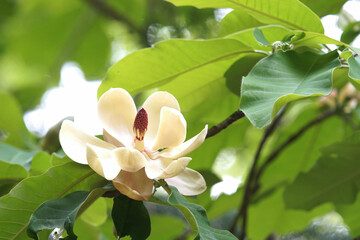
[133,108,148,151]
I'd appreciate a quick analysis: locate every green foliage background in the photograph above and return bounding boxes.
[1,0,360,239]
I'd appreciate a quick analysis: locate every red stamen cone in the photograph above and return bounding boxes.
[133,108,148,141]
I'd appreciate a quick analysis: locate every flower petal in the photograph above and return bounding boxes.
[112,148,147,172]
[158,125,208,159]
[142,91,180,147]
[97,88,137,148]
[151,107,186,151]
[165,168,207,196]
[86,144,120,180]
[103,129,125,147]
[59,120,115,164]
[145,157,191,179]
[112,169,153,201]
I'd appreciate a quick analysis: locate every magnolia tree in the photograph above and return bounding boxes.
[1,0,360,239]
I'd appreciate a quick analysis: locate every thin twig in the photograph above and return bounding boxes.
[230,107,287,237]
[206,110,245,139]
[86,0,139,32]
[253,108,337,186]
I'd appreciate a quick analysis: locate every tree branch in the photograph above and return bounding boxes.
[85,0,148,46]
[253,108,337,186]
[206,110,245,139]
[230,107,287,238]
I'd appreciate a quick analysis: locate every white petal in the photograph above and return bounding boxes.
[112,169,153,201]
[59,120,115,164]
[145,158,172,179]
[86,144,120,180]
[103,129,125,147]
[151,107,186,151]
[145,157,191,179]
[97,88,137,148]
[159,157,191,179]
[142,91,180,147]
[165,168,207,196]
[112,148,147,172]
[158,125,208,159]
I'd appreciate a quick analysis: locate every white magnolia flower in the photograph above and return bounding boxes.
[59,88,208,200]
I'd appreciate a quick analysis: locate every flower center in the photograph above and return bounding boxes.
[133,108,148,151]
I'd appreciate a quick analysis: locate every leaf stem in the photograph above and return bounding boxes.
[157,179,172,195]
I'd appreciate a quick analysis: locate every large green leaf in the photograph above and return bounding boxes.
[0,162,105,239]
[29,152,51,176]
[98,39,261,111]
[27,191,90,240]
[239,50,340,129]
[300,0,347,17]
[165,0,323,33]
[112,194,151,240]
[218,9,263,37]
[292,31,347,49]
[1,0,111,110]
[148,215,186,240]
[0,91,31,148]
[248,189,332,240]
[168,187,237,240]
[283,132,360,210]
[259,106,350,198]
[337,192,360,237]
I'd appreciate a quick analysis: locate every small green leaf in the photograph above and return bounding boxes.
[168,186,237,240]
[0,142,36,170]
[253,28,270,46]
[283,132,360,210]
[227,25,292,51]
[239,50,340,129]
[112,194,151,240]
[341,21,360,44]
[27,191,90,240]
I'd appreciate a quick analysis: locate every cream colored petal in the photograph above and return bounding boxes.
[158,157,191,179]
[112,169,153,201]
[86,144,120,180]
[103,129,125,148]
[142,91,180,147]
[59,120,115,164]
[158,125,208,159]
[165,168,207,196]
[112,148,147,172]
[144,158,172,179]
[97,88,137,148]
[151,107,186,151]
[145,157,191,179]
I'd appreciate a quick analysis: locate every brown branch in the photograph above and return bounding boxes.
[253,108,337,186]
[230,107,287,238]
[206,110,245,139]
